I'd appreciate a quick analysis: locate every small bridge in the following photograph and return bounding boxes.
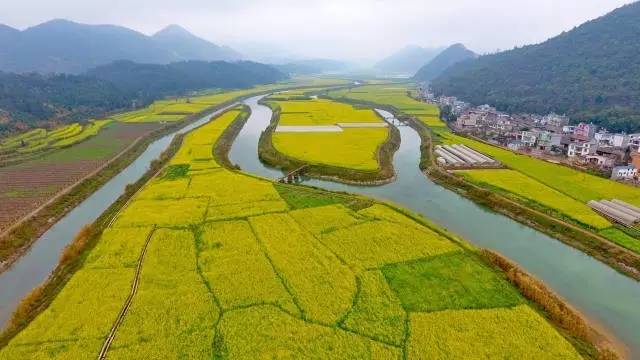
[278,165,309,183]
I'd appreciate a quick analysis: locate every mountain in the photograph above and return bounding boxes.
[0,24,18,42]
[0,20,240,74]
[413,44,476,82]
[151,25,241,61]
[0,60,286,135]
[375,45,445,75]
[431,3,640,133]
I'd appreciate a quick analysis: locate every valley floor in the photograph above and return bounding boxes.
[0,106,584,359]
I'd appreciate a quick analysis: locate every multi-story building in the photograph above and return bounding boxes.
[573,123,598,141]
[595,132,629,148]
[568,140,598,157]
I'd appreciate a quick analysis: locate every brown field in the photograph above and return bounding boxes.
[0,122,161,233]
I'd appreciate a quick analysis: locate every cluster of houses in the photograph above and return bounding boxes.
[422,90,640,183]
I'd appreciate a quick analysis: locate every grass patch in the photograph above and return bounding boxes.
[599,228,640,254]
[382,252,523,312]
[274,183,372,210]
[160,164,190,180]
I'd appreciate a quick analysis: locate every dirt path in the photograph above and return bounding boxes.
[97,227,155,360]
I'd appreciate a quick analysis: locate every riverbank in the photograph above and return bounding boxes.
[257,97,400,185]
[413,115,640,280]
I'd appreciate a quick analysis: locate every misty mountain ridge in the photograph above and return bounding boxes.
[152,24,241,61]
[413,44,477,81]
[0,19,241,74]
[431,2,640,132]
[375,45,445,75]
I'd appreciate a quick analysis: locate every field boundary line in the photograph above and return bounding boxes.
[97,226,156,360]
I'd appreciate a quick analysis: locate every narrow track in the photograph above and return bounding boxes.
[97,227,156,360]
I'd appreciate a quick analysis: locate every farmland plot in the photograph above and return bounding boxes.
[408,306,581,359]
[108,229,219,359]
[270,98,390,171]
[0,122,160,234]
[459,169,611,229]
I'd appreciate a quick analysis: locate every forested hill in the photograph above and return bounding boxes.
[86,60,286,101]
[0,60,287,135]
[431,2,640,133]
[413,44,476,81]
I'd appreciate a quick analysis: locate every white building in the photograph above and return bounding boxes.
[520,131,538,147]
[568,140,598,157]
[611,166,637,180]
[595,132,629,148]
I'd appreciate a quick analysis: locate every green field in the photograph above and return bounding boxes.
[0,105,581,359]
[270,98,389,171]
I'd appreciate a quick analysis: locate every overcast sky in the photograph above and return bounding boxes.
[1,0,634,61]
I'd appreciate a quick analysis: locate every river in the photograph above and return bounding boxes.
[230,95,640,358]
[0,103,239,328]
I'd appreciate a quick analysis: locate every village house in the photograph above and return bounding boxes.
[584,155,616,168]
[573,123,598,141]
[568,140,598,157]
[611,165,637,180]
[595,131,629,148]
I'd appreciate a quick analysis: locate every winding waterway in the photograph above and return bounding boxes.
[230,95,640,358]
[0,103,239,328]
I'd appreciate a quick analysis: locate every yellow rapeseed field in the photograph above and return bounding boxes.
[271,98,390,171]
[408,306,582,359]
[273,128,389,171]
[460,169,611,229]
[0,91,584,359]
[198,221,299,314]
[249,213,357,325]
[107,229,219,359]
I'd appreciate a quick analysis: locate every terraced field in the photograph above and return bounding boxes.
[0,106,583,359]
[269,97,390,171]
[0,120,113,164]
